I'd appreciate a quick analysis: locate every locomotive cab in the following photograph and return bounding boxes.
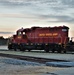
[15,28,29,43]
[17,30,26,40]
[8,28,29,51]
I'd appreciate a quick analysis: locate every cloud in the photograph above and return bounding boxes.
[36,14,74,23]
[0,0,73,11]
[0,0,34,6]
[0,0,74,13]
[61,0,74,7]
[0,0,74,24]
[0,0,70,7]
[0,0,74,38]
[0,13,37,19]
[0,31,13,34]
[0,13,74,24]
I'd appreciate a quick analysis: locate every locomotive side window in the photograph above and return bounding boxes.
[17,32,25,35]
[18,32,21,35]
[62,29,67,31]
[22,32,25,35]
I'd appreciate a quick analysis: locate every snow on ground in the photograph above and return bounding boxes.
[0,50,74,61]
[0,57,62,75]
[0,46,74,75]
[52,67,74,75]
[0,56,74,75]
[0,45,7,50]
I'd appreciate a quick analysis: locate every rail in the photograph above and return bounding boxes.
[0,53,68,64]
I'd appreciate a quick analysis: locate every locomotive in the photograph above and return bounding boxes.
[8,26,74,53]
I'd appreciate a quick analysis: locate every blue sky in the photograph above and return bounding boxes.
[0,0,74,38]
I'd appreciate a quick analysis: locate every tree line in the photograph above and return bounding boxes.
[0,36,8,45]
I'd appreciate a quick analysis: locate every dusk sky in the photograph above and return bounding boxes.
[0,0,74,38]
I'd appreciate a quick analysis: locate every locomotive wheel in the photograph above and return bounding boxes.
[20,48,24,51]
[63,50,66,53]
[28,49,31,52]
[8,46,11,50]
[45,49,49,52]
[14,48,17,51]
[8,44,12,50]
[50,48,55,53]
[57,50,61,53]
[52,50,55,53]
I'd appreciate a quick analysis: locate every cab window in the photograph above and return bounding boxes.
[22,32,25,35]
[18,32,21,35]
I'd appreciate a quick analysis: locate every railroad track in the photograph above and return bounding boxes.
[0,49,74,54]
[0,53,68,64]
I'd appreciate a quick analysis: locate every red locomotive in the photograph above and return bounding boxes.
[8,25,74,53]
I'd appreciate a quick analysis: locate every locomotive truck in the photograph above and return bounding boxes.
[8,26,74,53]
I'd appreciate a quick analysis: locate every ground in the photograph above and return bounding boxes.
[0,46,74,75]
[0,57,62,75]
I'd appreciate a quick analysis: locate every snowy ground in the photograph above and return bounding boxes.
[0,46,74,75]
[0,57,74,75]
[0,50,74,62]
[0,45,7,50]
[0,57,62,75]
